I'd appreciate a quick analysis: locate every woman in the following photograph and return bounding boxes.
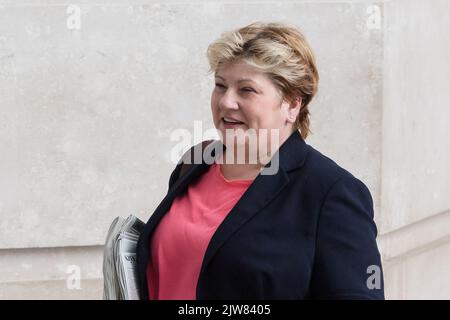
[136,22,384,300]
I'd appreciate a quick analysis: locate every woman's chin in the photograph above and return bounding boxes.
[221,139,245,148]
[220,133,248,146]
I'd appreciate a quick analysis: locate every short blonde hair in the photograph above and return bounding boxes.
[206,21,319,139]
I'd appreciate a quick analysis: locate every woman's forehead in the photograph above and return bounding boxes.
[215,63,268,85]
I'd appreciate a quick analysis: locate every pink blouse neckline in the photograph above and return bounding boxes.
[212,162,255,185]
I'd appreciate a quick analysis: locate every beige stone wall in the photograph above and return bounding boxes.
[377,0,450,299]
[0,0,448,299]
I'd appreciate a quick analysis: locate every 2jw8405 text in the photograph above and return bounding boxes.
[221,304,270,317]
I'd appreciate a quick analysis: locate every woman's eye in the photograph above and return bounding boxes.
[214,84,254,93]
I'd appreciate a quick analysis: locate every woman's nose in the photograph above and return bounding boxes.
[218,90,239,111]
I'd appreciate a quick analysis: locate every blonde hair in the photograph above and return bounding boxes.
[206,21,319,139]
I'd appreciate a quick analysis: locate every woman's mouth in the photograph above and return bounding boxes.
[222,117,245,128]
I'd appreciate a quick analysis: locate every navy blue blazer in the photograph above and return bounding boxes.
[136,130,384,300]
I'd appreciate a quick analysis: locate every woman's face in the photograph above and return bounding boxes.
[211,60,300,159]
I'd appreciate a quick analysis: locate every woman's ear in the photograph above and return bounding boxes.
[287,96,302,123]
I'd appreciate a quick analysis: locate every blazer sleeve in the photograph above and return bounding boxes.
[308,175,385,299]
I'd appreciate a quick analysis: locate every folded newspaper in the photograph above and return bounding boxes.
[102,214,145,300]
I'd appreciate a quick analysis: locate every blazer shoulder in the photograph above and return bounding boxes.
[302,144,370,196]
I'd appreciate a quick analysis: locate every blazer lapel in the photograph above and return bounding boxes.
[137,155,210,299]
[138,159,208,252]
[140,139,227,247]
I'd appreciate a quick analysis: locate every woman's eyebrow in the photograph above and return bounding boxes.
[215,75,257,84]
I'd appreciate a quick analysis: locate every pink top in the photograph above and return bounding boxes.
[147,162,255,300]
